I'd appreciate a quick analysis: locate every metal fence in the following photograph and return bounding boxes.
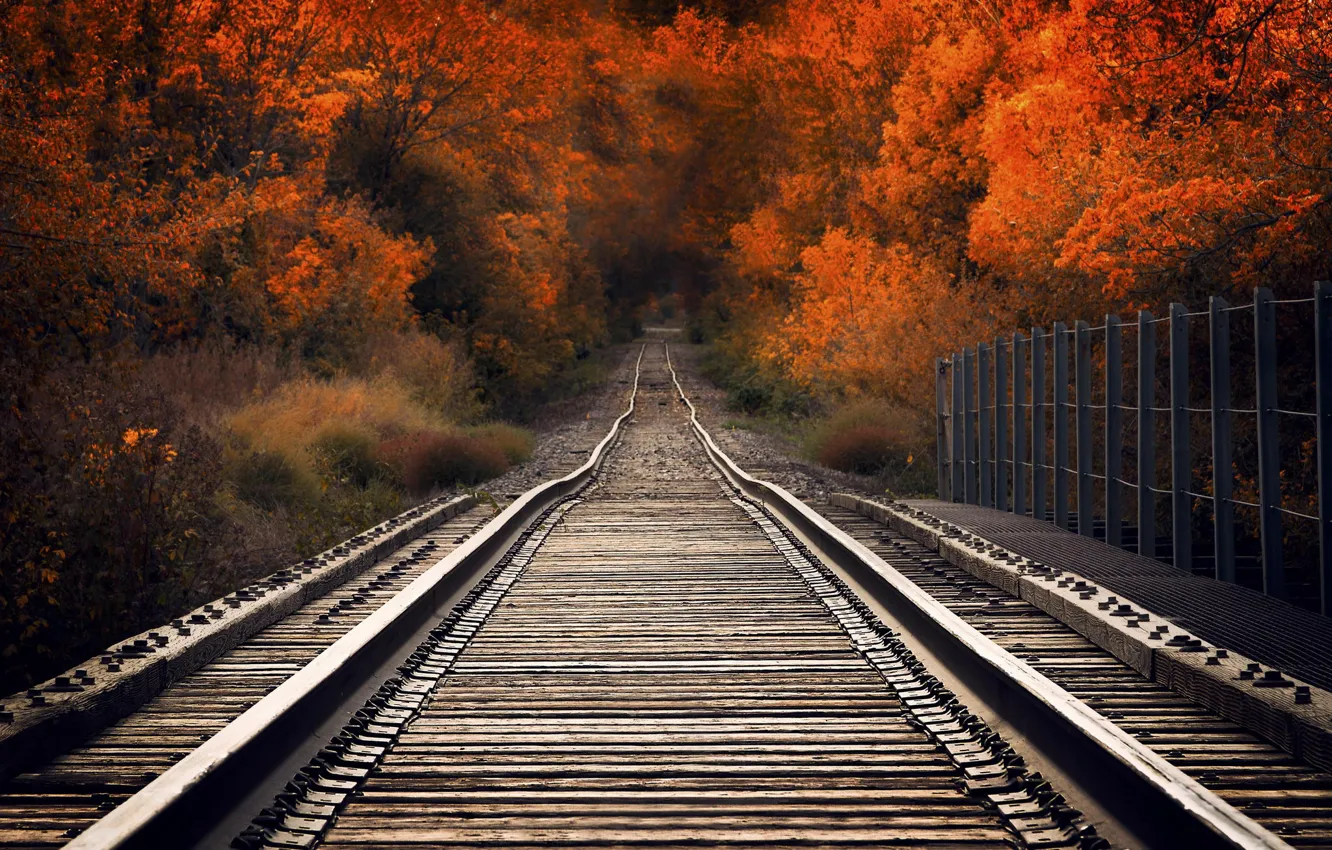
[935,282,1332,615]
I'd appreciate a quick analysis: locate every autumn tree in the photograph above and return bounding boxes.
[0,0,626,681]
[672,0,1332,415]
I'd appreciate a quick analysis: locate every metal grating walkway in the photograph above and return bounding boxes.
[903,500,1332,692]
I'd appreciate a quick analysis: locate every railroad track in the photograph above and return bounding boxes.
[0,509,495,848]
[816,510,1332,848]
[2,342,1328,849]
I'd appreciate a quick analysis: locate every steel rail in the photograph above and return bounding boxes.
[663,343,1289,850]
[0,493,479,784]
[59,339,1290,850]
[64,345,649,850]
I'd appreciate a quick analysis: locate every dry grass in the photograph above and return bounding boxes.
[143,329,479,441]
[220,360,534,510]
[222,369,537,504]
[467,423,535,464]
[351,330,481,421]
[227,374,451,458]
[138,339,299,431]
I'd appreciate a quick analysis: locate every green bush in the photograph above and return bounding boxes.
[296,479,407,555]
[468,423,535,464]
[702,348,813,418]
[311,422,383,486]
[378,431,509,495]
[728,381,772,415]
[231,450,318,510]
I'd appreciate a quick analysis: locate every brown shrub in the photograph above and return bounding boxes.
[816,425,910,475]
[805,400,931,490]
[467,423,535,464]
[352,330,481,421]
[137,338,298,431]
[378,431,509,495]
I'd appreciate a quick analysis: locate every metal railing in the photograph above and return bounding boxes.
[935,282,1332,615]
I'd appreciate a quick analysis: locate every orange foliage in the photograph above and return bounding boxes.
[472,212,606,395]
[762,230,959,405]
[648,0,1332,407]
[199,175,428,348]
[7,0,1332,404]
[0,0,632,684]
[9,0,1332,679]
[0,0,635,401]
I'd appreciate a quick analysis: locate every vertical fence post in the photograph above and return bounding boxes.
[951,352,964,502]
[1014,333,1028,516]
[1076,320,1093,537]
[1033,328,1048,522]
[936,358,949,500]
[964,347,977,504]
[1316,281,1332,615]
[996,339,1009,512]
[1170,303,1192,572]
[1210,297,1235,584]
[1105,315,1123,547]
[979,343,993,508]
[1054,322,1071,529]
[1138,311,1157,558]
[1254,288,1284,596]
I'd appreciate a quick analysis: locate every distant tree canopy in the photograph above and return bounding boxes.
[616,0,777,26]
[9,0,1327,411]
[638,0,1332,407]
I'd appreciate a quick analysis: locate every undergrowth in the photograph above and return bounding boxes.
[1,331,541,690]
[698,343,935,498]
[700,346,815,419]
[802,400,935,496]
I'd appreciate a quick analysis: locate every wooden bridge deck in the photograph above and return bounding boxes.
[815,503,1332,847]
[0,514,493,847]
[2,344,1329,849]
[307,379,1013,848]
